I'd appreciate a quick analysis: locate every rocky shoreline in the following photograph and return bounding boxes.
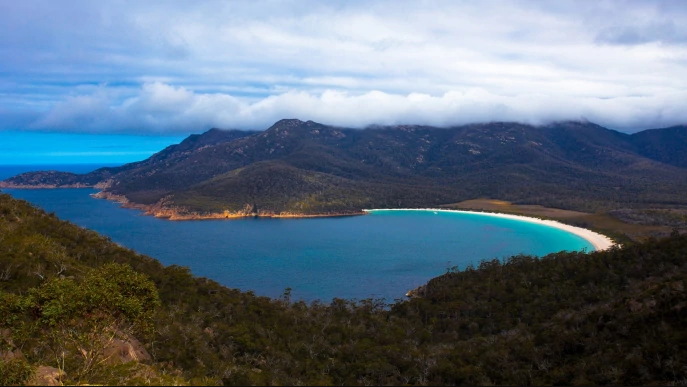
[91,191,366,220]
[405,285,426,298]
[0,182,368,220]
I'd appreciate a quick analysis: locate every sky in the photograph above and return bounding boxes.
[1,0,687,134]
[0,132,185,165]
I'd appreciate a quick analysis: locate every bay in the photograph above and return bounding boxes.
[2,188,593,302]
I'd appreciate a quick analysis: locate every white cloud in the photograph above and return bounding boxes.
[1,0,686,133]
[29,83,687,133]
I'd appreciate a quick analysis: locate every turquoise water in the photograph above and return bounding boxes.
[3,189,593,302]
[0,131,186,165]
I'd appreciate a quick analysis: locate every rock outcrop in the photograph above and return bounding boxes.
[27,366,65,386]
[103,336,151,365]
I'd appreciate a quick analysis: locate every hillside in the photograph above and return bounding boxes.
[3,120,687,217]
[1,192,687,385]
[630,125,687,169]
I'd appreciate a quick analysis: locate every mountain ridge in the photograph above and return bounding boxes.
[2,119,686,217]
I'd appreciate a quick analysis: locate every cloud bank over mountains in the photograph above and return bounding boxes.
[32,83,687,133]
[2,0,686,133]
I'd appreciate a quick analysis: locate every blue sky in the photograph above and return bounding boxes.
[0,132,185,165]
[1,0,687,134]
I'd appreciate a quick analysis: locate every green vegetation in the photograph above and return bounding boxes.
[447,198,681,243]
[0,358,33,386]
[1,192,687,385]
[4,121,687,222]
[1,263,159,384]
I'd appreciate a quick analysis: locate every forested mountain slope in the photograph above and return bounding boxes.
[1,192,686,385]
[630,125,687,169]
[3,120,687,215]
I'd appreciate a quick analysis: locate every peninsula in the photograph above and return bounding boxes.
[2,119,686,239]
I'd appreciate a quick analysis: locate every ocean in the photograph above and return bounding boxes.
[2,188,593,302]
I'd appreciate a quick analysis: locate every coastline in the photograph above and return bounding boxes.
[363,208,617,252]
[0,185,618,248]
[0,183,93,189]
[91,190,366,220]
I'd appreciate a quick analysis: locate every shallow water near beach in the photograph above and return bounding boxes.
[4,188,593,302]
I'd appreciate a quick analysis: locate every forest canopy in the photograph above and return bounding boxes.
[1,192,686,385]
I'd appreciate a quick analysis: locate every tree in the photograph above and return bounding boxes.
[25,263,160,382]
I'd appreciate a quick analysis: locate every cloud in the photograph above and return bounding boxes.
[596,21,687,46]
[1,0,686,133]
[26,82,687,133]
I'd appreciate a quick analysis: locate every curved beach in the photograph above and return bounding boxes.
[363,208,616,252]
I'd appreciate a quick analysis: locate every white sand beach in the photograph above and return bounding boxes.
[363,208,616,252]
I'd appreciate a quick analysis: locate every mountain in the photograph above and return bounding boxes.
[630,125,687,169]
[2,191,687,385]
[0,128,255,189]
[2,120,687,217]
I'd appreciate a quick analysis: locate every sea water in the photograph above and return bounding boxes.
[3,188,593,302]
